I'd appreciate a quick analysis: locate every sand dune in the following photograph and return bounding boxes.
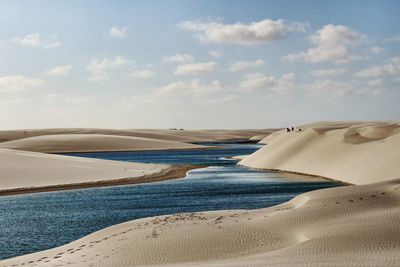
[241,122,400,185]
[2,178,399,266]
[2,122,400,266]
[0,148,171,192]
[0,128,271,143]
[0,134,206,153]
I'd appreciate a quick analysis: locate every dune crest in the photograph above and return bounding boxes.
[0,134,205,153]
[241,122,400,185]
[0,128,271,144]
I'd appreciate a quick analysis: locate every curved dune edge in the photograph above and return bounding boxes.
[0,134,207,153]
[0,164,200,196]
[240,121,400,185]
[0,148,184,192]
[2,179,400,266]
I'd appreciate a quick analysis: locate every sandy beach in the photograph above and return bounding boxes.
[1,122,399,267]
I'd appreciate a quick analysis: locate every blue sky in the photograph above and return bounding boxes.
[0,0,399,129]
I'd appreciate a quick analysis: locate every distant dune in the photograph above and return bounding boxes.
[0,134,206,153]
[0,128,273,192]
[0,128,272,143]
[241,121,400,185]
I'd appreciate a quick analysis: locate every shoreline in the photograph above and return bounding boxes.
[252,167,354,185]
[52,145,219,154]
[0,164,203,197]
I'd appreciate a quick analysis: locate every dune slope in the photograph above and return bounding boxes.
[0,128,272,143]
[2,179,399,266]
[0,134,205,153]
[240,122,400,185]
[0,148,169,192]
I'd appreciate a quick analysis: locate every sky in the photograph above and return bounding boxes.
[0,0,399,129]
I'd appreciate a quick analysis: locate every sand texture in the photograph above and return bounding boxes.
[2,122,400,266]
[0,128,271,144]
[2,179,399,267]
[0,148,170,192]
[0,134,206,153]
[241,122,400,185]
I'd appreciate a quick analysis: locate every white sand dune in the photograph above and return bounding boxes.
[241,122,400,185]
[0,134,205,153]
[249,134,270,142]
[0,148,168,192]
[2,178,399,267]
[2,122,400,266]
[0,128,271,143]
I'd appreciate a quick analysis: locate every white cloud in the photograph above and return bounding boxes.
[189,79,223,96]
[15,33,40,46]
[154,81,186,96]
[0,75,44,93]
[310,68,346,77]
[356,56,400,78]
[239,72,295,93]
[370,46,384,55]
[178,19,307,45]
[45,65,73,76]
[209,50,223,58]
[175,61,217,75]
[0,98,30,105]
[366,79,383,87]
[384,34,400,42]
[228,60,265,72]
[163,54,193,64]
[130,69,155,79]
[87,55,130,81]
[283,24,364,63]
[109,26,128,38]
[14,33,61,49]
[154,79,223,97]
[306,79,384,96]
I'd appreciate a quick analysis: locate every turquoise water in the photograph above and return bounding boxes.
[0,144,344,260]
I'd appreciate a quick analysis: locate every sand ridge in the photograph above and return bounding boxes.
[0,148,171,191]
[241,121,400,185]
[0,128,272,144]
[0,134,206,153]
[2,179,399,266]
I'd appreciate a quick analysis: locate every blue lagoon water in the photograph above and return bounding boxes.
[0,144,344,260]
